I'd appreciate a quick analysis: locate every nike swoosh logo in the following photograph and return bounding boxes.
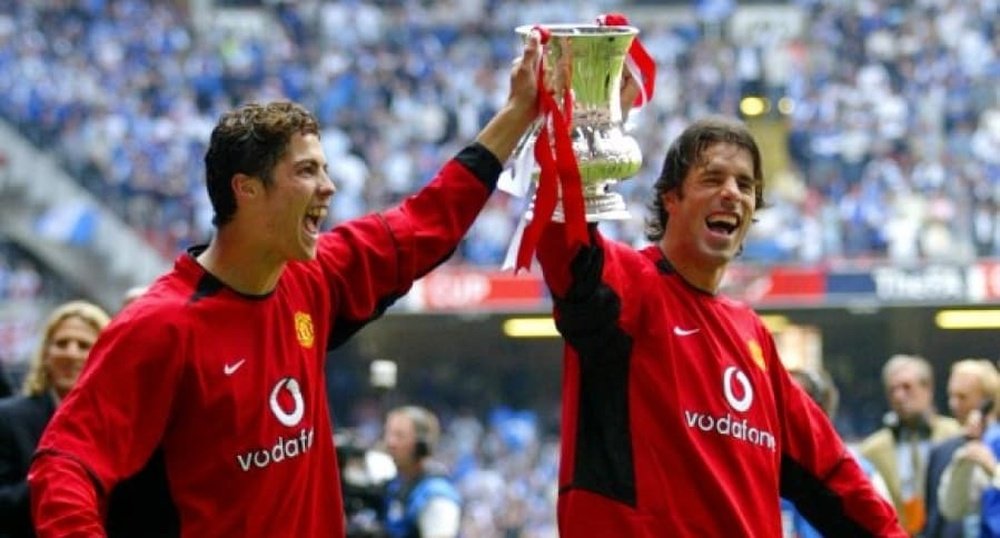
[673,326,700,336]
[224,359,246,376]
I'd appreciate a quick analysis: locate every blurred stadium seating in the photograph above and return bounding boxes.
[2,0,996,269]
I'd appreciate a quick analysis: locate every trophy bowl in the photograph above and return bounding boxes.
[515,23,643,221]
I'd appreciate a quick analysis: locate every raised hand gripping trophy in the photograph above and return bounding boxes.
[502,15,655,272]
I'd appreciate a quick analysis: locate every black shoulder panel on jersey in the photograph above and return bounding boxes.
[779,454,875,537]
[327,210,457,351]
[105,449,180,538]
[328,292,405,351]
[555,244,637,507]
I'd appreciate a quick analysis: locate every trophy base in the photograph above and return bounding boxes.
[527,192,632,223]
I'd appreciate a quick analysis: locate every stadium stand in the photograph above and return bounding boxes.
[1,0,996,266]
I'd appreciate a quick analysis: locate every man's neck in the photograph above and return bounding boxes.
[659,243,725,294]
[196,231,285,295]
[397,460,424,482]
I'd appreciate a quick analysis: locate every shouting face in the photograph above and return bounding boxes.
[663,141,757,269]
[258,132,336,262]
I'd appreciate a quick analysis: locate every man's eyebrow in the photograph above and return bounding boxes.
[294,157,323,168]
[699,163,748,177]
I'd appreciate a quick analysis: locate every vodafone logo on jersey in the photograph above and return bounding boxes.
[682,365,775,452]
[723,366,753,412]
[270,377,305,427]
[236,376,315,472]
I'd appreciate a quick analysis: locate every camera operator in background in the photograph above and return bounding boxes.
[382,406,460,538]
[338,428,394,538]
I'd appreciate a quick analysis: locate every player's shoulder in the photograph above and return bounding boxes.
[715,293,757,316]
[112,274,194,330]
[128,283,186,313]
[607,242,663,278]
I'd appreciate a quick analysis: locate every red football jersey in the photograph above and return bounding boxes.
[28,145,502,537]
[536,227,905,537]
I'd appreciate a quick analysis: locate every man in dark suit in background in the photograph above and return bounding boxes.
[924,359,999,538]
[0,393,56,538]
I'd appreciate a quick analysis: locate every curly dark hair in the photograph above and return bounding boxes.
[204,101,320,228]
[645,116,765,242]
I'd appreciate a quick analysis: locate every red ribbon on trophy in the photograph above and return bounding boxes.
[514,26,589,273]
[597,13,656,108]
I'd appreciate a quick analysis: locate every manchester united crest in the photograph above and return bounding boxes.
[294,312,314,349]
[747,339,766,371]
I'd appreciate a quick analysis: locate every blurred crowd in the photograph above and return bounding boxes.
[337,353,1000,537]
[0,0,997,265]
[0,243,69,380]
[0,244,43,301]
[344,400,563,537]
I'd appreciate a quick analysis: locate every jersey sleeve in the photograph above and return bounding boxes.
[535,221,592,300]
[770,333,905,537]
[28,307,184,536]
[316,143,501,348]
[535,224,646,342]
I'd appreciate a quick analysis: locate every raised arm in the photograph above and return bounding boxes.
[318,36,542,346]
[938,441,994,520]
[476,32,541,163]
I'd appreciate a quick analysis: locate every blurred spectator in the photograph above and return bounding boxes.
[938,379,1000,537]
[860,354,963,535]
[382,406,461,538]
[0,300,110,538]
[925,359,1000,538]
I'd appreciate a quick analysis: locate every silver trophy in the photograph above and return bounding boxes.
[515,24,643,221]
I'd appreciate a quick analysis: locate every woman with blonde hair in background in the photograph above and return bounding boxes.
[0,300,110,538]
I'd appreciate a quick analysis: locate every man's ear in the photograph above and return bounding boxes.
[232,173,260,200]
[663,187,680,214]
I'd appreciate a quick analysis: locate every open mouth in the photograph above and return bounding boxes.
[304,206,327,236]
[705,213,740,236]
